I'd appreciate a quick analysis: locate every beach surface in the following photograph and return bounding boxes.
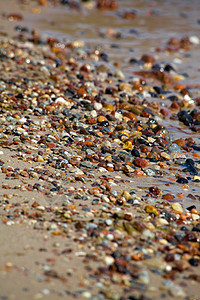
[0,1,200,299]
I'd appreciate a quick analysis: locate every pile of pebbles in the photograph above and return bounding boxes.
[0,28,200,299]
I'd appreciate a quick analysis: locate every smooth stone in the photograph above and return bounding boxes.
[138,270,149,284]
[80,161,94,169]
[168,143,181,153]
[142,229,155,239]
[82,291,91,299]
[145,205,159,216]
[145,168,156,176]
[104,256,114,266]
[171,202,183,213]
[115,70,125,79]
[160,152,171,160]
[169,285,186,298]
[94,102,103,110]
[105,219,113,226]
[36,206,45,211]
[144,257,168,270]
[156,218,169,226]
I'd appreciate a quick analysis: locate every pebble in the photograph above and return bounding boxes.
[82,291,92,299]
[36,206,45,211]
[138,270,149,284]
[104,256,115,266]
[105,219,113,226]
[168,143,181,153]
[169,285,186,298]
[144,257,167,271]
[144,168,156,176]
[156,218,169,226]
[171,202,183,213]
[145,205,159,216]
[94,102,103,111]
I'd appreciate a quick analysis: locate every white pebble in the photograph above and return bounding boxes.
[42,289,50,295]
[105,219,112,226]
[36,206,45,211]
[104,255,114,266]
[94,102,102,111]
[107,233,114,240]
[82,291,91,299]
[189,35,199,44]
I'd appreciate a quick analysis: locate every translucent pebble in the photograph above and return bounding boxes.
[173,58,182,64]
[142,229,154,239]
[94,102,103,110]
[165,133,174,143]
[42,289,50,295]
[145,168,156,176]
[114,112,123,120]
[90,110,97,117]
[169,285,186,298]
[19,117,27,123]
[168,143,181,153]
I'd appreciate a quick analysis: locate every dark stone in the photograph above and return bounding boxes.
[176,177,188,184]
[153,86,164,94]
[192,226,200,232]
[177,110,193,126]
[180,226,189,231]
[186,205,196,211]
[127,199,134,204]
[131,148,140,157]
[164,64,175,72]
[189,258,199,267]
[100,120,109,127]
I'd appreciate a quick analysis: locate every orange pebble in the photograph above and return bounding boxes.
[167,177,176,182]
[193,153,200,158]
[97,115,108,123]
[174,83,186,90]
[107,28,115,35]
[95,131,104,137]
[131,254,141,261]
[84,140,93,147]
[106,166,114,172]
[191,208,199,215]
[177,193,184,198]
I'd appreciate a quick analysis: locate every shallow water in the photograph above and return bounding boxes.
[1,1,200,75]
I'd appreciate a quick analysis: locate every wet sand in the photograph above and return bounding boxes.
[0,1,200,299]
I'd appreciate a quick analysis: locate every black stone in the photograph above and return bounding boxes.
[131,148,140,157]
[189,258,199,267]
[186,205,196,211]
[180,226,189,231]
[177,110,193,126]
[176,177,188,184]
